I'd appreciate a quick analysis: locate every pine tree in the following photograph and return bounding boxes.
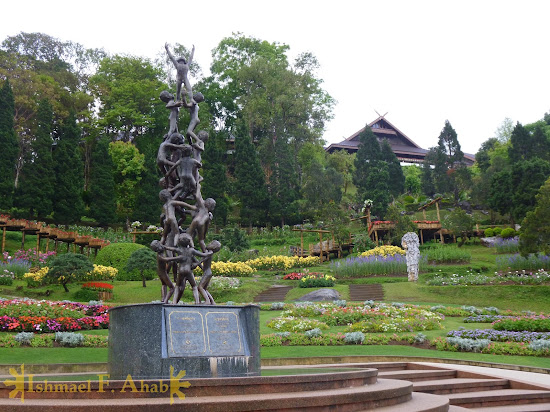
[201,131,229,226]
[132,135,161,225]
[508,122,531,163]
[0,80,18,210]
[509,123,550,163]
[429,120,466,201]
[88,137,117,225]
[234,134,268,227]
[17,99,55,218]
[353,125,390,218]
[268,137,300,226]
[519,176,550,256]
[53,112,85,224]
[380,139,405,198]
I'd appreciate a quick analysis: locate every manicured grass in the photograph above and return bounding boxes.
[383,281,550,312]
[0,347,109,364]
[260,345,550,369]
[284,285,350,301]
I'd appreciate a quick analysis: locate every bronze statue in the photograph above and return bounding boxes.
[152,43,221,304]
[150,240,176,303]
[197,240,221,304]
[165,43,194,104]
[162,233,212,304]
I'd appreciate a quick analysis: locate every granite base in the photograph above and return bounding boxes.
[108,303,260,379]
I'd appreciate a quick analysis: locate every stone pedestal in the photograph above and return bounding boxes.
[108,303,260,379]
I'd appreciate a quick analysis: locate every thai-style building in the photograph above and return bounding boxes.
[325,116,475,165]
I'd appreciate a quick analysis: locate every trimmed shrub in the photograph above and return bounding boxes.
[95,243,145,280]
[14,332,34,345]
[484,228,494,237]
[493,227,502,236]
[446,337,490,352]
[344,332,365,344]
[500,228,516,238]
[55,332,85,347]
[305,328,322,338]
[529,340,550,351]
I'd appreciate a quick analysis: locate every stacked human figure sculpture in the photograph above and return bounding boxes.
[151,44,218,305]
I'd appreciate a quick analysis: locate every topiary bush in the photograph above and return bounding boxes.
[500,227,516,238]
[493,227,502,236]
[125,247,157,286]
[94,243,145,280]
[47,253,94,292]
[483,228,494,237]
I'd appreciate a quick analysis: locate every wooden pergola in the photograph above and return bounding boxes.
[417,197,444,244]
[0,217,109,256]
[292,228,331,262]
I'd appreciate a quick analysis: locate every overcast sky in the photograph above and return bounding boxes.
[2,0,549,155]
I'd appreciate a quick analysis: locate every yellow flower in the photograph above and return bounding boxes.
[360,245,405,258]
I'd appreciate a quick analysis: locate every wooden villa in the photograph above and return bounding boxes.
[325,115,475,165]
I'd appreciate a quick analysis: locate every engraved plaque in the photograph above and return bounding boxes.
[166,310,207,357]
[206,311,243,355]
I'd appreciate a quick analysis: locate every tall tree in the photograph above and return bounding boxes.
[16,98,55,218]
[427,120,468,201]
[108,141,145,221]
[327,150,355,195]
[1,33,99,189]
[475,138,498,173]
[267,136,301,226]
[0,79,18,210]
[353,125,390,218]
[53,112,85,224]
[201,131,230,226]
[380,139,405,198]
[131,135,162,225]
[301,159,343,219]
[489,158,550,222]
[234,133,269,228]
[88,137,117,225]
[89,55,166,141]
[420,150,437,197]
[519,176,550,256]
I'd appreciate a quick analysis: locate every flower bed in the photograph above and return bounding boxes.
[0,299,109,333]
[283,272,304,280]
[434,337,550,357]
[493,316,550,332]
[194,276,240,292]
[266,316,329,332]
[0,333,107,348]
[260,332,425,347]
[447,328,550,342]
[245,255,318,271]
[346,307,444,333]
[360,245,405,258]
[82,282,113,292]
[299,273,335,288]
[207,261,255,277]
[273,302,444,333]
[496,253,550,272]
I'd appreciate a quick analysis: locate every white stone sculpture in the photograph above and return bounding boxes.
[401,232,420,282]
